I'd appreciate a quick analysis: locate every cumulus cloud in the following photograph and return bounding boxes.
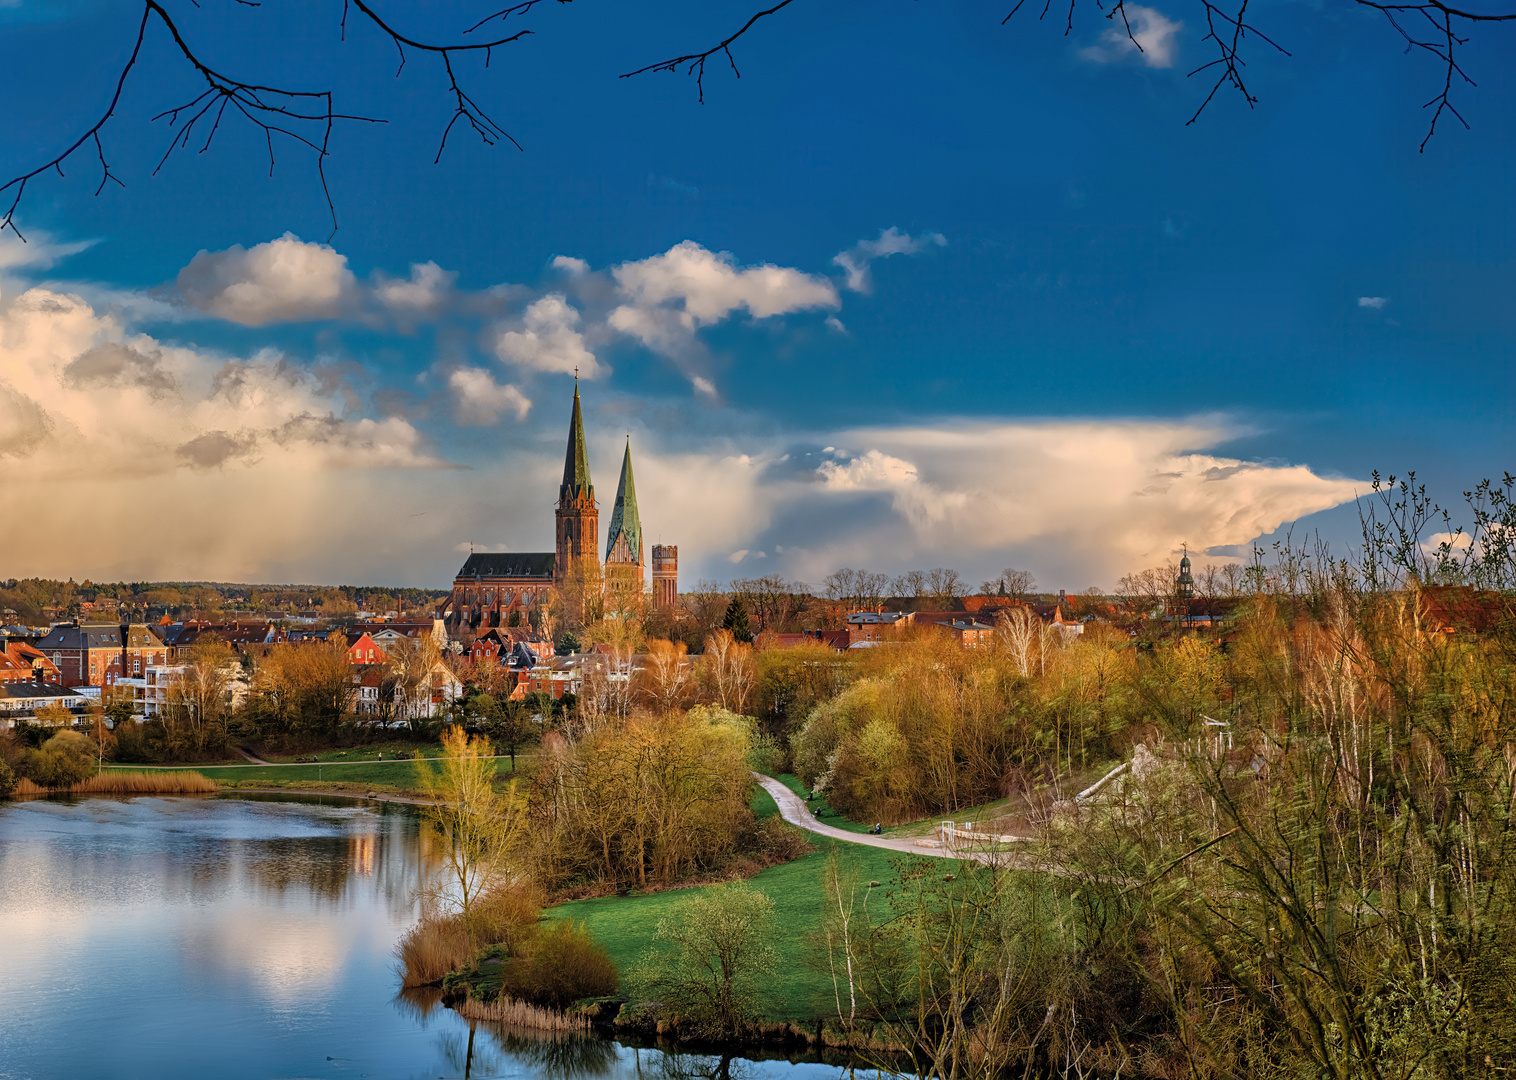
[374,261,456,316]
[0,285,453,581]
[449,367,533,425]
[609,240,839,350]
[1080,6,1183,69]
[174,233,359,325]
[552,256,590,275]
[62,343,177,398]
[833,227,947,293]
[1358,296,1388,309]
[492,294,605,378]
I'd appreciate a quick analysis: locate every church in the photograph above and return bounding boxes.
[442,381,678,644]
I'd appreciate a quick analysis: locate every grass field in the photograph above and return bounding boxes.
[550,782,948,1023]
[102,752,537,793]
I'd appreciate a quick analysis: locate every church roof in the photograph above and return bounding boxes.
[456,553,555,580]
[560,381,593,501]
[605,439,642,561]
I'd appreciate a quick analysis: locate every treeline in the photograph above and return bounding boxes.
[0,578,447,623]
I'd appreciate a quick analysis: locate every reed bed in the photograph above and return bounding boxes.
[397,915,474,987]
[72,771,218,794]
[453,996,589,1033]
[8,772,218,796]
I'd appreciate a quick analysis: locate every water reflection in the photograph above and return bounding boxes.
[0,795,853,1080]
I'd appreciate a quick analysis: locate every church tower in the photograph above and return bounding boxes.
[603,438,645,603]
[554,380,598,588]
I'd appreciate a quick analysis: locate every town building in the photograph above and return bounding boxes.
[35,622,169,688]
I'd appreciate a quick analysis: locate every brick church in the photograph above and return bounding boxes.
[442,380,678,644]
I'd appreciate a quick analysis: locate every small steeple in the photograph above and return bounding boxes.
[605,437,642,563]
[560,376,593,501]
[1175,544,1195,600]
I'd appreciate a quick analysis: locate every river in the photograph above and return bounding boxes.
[0,794,850,1080]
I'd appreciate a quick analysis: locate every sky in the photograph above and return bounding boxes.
[0,0,1511,592]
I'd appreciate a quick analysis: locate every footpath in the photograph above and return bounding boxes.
[751,773,957,860]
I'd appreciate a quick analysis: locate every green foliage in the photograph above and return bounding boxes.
[23,730,97,787]
[629,882,778,1037]
[556,631,581,655]
[721,596,753,643]
[0,758,16,797]
[500,921,619,1008]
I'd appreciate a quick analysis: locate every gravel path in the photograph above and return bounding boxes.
[751,772,955,860]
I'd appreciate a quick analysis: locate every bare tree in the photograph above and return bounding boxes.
[924,567,965,606]
[1000,568,1037,600]
[996,608,1038,677]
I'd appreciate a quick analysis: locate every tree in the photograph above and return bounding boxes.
[720,596,753,644]
[631,882,778,1038]
[699,629,756,715]
[1000,568,1037,600]
[417,725,527,952]
[637,638,692,714]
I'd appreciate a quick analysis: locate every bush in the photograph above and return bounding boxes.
[501,921,618,1009]
[0,759,16,798]
[23,731,97,788]
[398,883,542,988]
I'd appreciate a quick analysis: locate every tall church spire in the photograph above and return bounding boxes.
[605,438,642,562]
[554,378,598,588]
[560,377,593,500]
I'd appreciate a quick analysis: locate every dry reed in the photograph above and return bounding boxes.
[6,772,219,796]
[72,772,218,795]
[397,915,474,987]
[453,996,590,1032]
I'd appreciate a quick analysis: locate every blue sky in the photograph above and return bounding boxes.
[1,0,1511,590]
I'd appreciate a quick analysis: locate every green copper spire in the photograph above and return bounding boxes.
[605,437,642,562]
[560,379,593,500]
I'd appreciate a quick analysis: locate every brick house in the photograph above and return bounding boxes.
[35,622,168,688]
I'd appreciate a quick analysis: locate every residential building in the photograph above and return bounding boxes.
[35,622,168,688]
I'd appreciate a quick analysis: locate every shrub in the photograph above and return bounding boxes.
[23,731,97,788]
[0,758,15,798]
[502,921,618,1008]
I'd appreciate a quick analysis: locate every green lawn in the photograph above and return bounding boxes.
[102,753,537,792]
[549,829,936,1023]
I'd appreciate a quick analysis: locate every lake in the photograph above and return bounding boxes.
[0,794,848,1080]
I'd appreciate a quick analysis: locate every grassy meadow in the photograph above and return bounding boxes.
[550,782,950,1023]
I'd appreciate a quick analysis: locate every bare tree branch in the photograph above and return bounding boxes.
[620,0,798,103]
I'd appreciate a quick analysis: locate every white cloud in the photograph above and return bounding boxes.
[0,286,452,581]
[772,418,1363,586]
[174,233,358,325]
[0,231,93,274]
[817,449,920,491]
[1080,6,1183,69]
[552,255,590,275]
[825,315,848,334]
[832,227,947,293]
[609,240,838,350]
[729,549,751,563]
[374,260,456,316]
[691,375,718,399]
[493,294,605,378]
[1358,296,1388,309]
[448,367,532,425]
